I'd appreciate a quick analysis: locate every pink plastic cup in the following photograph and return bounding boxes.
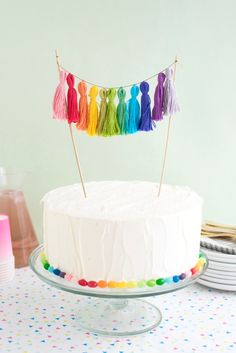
[0,214,14,283]
[0,214,14,262]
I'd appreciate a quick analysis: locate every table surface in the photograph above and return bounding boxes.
[0,268,235,353]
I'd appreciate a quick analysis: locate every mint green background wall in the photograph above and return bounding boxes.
[1,0,236,241]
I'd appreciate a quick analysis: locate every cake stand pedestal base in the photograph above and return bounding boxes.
[77,297,162,336]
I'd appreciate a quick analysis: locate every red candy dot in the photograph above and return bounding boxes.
[88,281,97,288]
[191,268,197,275]
[78,279,88,286]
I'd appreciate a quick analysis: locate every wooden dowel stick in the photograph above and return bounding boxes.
[157,56,178,197]
[68,124,87,198]
[55,50,87,198]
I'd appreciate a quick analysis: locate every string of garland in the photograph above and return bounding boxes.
[52,66,180,137]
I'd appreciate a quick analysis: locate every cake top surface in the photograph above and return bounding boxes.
[42,181,202,220]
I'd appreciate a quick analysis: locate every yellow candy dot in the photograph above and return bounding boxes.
[198,258,205,266]
[40,252,46,260]
[127,281,137,288]
[108,281,117,288]
[117,281,127,289]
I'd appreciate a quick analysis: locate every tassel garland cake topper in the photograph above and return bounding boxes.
[53,51,179,199]
[52,60,180,137]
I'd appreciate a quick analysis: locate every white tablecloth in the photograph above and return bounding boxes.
[0,267,235,353]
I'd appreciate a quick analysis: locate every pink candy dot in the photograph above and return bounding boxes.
[185,270,192,278]
[65,274,73,281]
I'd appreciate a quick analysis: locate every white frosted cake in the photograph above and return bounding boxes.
[41,181,204,289]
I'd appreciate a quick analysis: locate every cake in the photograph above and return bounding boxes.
[41,181,205,289]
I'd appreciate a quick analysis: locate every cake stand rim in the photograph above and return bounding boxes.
[29,244,208,299]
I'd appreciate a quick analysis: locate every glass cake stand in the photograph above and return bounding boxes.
[29,245,208,336]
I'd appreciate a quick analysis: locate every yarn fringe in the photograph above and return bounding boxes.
[97,88,107,135]
[117,87,128,134]
[152,72,166,121]
[76,81,88,130]
[52,70,68,120]
[66,73,79,124]
[127,85,140,134]
[139,81,153,131]
[163,68,180,116]
[101,88,120,136]
[87,86,99,136]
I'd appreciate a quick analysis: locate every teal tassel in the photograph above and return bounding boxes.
[117,87,128,135]
[127,85,140,134]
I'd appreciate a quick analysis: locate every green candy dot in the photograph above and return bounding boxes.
[43,262,50,270]
[156,278,165,286]
[146,279,156,287]
[127,281,137,288]
[137,280,146,288]
[41,258,48,266]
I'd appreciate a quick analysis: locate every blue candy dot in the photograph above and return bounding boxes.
[173,275,179,283]
[53,268,61,276]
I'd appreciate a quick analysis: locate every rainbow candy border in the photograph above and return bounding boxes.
[40,252,206,289]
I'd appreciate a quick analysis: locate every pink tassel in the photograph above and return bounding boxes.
[52,70,68,120]
[66,73,79,124]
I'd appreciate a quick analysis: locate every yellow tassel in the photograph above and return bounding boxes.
[87,86,99,136]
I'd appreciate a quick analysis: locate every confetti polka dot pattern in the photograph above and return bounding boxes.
[0,268,235,352]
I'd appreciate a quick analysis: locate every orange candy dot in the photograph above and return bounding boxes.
[98,280,107,288]
[108,281,117,288]
[194,265,200,273]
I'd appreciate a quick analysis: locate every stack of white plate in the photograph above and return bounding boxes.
[199,237,236,291]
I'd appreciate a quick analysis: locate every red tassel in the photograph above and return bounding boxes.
[66,73,79,124]
[52,70,68,120]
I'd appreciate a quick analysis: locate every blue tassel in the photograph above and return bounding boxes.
[139,81,153,131]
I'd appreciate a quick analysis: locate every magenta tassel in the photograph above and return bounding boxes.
[163,68,180,116]
[52,70,68,120]
[66,73,79,124]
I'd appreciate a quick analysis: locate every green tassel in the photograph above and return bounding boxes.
[97,88,107,135]
[101,88,120,136]
[117,87,128,134]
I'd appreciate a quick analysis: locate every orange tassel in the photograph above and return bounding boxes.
[76,81,88,131]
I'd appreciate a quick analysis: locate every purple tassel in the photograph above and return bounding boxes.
[163,67,180,116]
[139,81,153,131]
[152,72,166,121]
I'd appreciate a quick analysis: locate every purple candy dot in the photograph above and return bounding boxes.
[180,273,186,280]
